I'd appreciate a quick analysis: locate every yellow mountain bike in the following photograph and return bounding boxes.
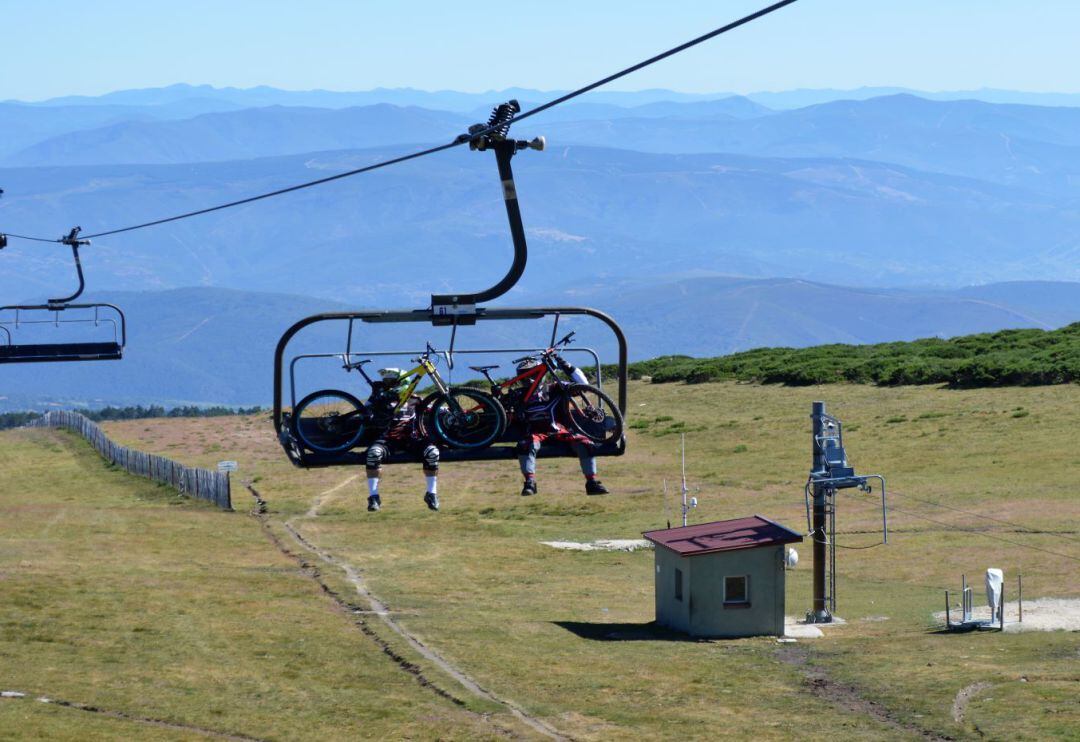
[291,343,505,453]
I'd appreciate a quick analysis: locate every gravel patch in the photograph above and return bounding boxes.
[934,597,1080,632]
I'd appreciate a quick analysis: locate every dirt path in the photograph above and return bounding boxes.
[255,480,567,741]
[952,681,992,725]
[776,645,949,740]
[1,690,264,741]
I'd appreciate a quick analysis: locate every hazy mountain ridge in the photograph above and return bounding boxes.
[4,144,1079,301]
[6,105,471,167]
[14,82,1080,111]
[10,95,1080,200]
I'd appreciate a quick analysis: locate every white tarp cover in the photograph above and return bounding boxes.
[985,568,1004,615]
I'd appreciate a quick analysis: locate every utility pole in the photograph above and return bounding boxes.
[810,401,830,623]
[805,401,888,624]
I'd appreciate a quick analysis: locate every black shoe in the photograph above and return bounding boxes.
[585,480,609,496]
[521,480,537,497]
[367,494,381,512]
[424,492,439,511]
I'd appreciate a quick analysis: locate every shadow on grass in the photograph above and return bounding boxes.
[553,620,702,642]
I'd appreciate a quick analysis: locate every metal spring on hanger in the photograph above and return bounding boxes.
[485,100,521,141]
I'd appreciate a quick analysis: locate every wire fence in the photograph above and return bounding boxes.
[28,410,232,510]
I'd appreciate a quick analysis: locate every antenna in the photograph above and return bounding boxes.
[680,433,697,526]
[664,478,671,530]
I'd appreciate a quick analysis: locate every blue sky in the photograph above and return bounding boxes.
[4,1,1079,100]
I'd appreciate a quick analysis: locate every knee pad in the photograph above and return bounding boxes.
[515,439,533,456]
[366,443,388,470]
[422,444,440,472]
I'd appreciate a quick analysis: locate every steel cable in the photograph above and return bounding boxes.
[887,503,1080,563]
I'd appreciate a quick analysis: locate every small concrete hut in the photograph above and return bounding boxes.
[643,515,802,638]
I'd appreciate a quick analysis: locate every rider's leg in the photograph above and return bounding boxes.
[366,441,388,509]
[517,436,541,495]
[572,441,608,495]
[422,444,440,510]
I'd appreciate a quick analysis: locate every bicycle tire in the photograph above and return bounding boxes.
[292,389,367,453]
[560,383,624,444]
[421,388,507,450]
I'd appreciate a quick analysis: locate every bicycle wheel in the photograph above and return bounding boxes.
[559,383,624,444]
[292,389,367,453]
[422,388,506,450]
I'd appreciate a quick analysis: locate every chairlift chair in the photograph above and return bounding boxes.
[273,102,629,467]
[0,228,126,364]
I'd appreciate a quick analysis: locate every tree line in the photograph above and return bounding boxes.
[0,405,264,430]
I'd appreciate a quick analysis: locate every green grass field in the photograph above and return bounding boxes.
[3,380,1078,739]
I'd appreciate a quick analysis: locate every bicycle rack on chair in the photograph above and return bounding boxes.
[273,101,629,467]
[0,228,126,364]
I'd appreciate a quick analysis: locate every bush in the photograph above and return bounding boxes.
[623,322,1080,389]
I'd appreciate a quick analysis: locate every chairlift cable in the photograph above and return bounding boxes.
[1,0,800,244]
[887,489,1080,544]
[0,232,63,244]
[888,503,1080,563]
[77,141,462,240]
[505,0,800,129]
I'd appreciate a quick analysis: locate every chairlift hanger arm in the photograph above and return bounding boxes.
[49,228,91,307]
[431,102,545,318]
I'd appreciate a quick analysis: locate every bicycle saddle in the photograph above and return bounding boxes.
[469,364,500,372]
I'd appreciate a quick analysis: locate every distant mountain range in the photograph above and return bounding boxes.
[4,143,1080,299]
[11,82,1080,111]
[1,280,1078,410]
[9,94,1080,194]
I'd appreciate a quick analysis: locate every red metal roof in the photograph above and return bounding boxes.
[643,515,803,557]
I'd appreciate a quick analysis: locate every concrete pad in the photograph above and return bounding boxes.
[784,617,824,638]
[541,539,652,552]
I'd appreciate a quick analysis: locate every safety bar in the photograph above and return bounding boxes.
[273,306,628,434]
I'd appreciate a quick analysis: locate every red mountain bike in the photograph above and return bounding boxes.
[470,332,624,445]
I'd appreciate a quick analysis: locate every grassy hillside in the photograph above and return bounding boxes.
[56,379,1079,739]
[0,427,523,739]
[623,322,1080,387]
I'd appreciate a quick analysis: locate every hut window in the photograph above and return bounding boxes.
[674,568,683,601]
[724,575,749,605]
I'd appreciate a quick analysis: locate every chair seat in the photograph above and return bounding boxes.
[0,342,122,363]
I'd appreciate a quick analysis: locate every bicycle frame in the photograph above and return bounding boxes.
[495,362,551,407]
[351,354,446,406]
[485,337,576,411]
